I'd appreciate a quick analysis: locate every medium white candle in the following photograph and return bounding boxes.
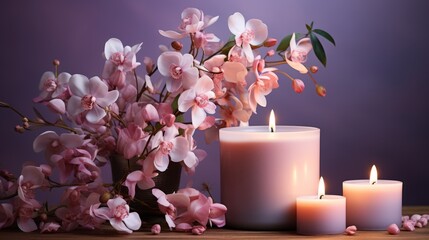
[343,165,403,230]
[220,111,320,230]
[296,177,346,235]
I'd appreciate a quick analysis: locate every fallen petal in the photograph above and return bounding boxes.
[418,217,428,226]
[403,220,415,231]
[345,225,357,235]
[415,222,423,228]
[387,223,400,235]
[402,215,409,222]
[411,214,421,221]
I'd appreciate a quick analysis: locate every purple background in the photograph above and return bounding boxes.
[1,0,428,205]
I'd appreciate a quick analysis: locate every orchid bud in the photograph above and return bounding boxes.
[292,79,305,94]
[171,41,183,51]
[22,117,29,123]
[316,84,326,97]
[100,192,112,204]
[23,122,30,129]
[267,49,275,57]
[151,224,161,234]
[143,57,155,74]
[263,38,277,47]
[53,59,60,66]
[310,66,318,73]
[15,125,25,133]
[39,213,48,222]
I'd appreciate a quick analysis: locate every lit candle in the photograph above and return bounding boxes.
[296,177,346,235]
[343,165,403,230]
[220,110,320,230]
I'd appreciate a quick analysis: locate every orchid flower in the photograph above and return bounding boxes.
[17,166,46,206]
[102,38,142,89]
[116,123,148,159]
[248,57,279,113]
[157,51,198,92]
[228,12,268,63]
[33,71,71,102]
[149,126,188,172]
[123,170,156,199]
[285,33,312,74]
[67,74,119,123]
[159,8,219,39]
[90,197,141,234]
[178,75,216,128]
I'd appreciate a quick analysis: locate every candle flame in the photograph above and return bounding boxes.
[269,110,276,133]
[318,176,325,199]
[370,165,378,185]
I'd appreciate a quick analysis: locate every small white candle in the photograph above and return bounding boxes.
[296,177,346,235]
[220,110,320,230]
[343,165,403,230]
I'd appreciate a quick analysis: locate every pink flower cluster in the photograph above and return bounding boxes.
[0,7,333,234]
[152,188,227,234]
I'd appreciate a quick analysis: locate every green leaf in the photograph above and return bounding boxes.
[313,29,336,46]
[310,33,327,67]
[220,40,236,56]
[276,34,293,52]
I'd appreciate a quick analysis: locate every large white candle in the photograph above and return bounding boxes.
[219,111,320,230]
[296,177,346,235]
[343,165,403,230]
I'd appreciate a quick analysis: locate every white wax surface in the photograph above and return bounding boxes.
[220,126,320,230]
[343,180,403,230]
[296,195,346,235]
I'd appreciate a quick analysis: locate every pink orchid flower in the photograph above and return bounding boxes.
[248,58,279,113]
[285,33,312,74]
[0,203,14,229]
[178,75,216,128]
[18,166,46,206]
[50,148,94,183]
[33,71,71,102]
[15,200,39,232]
[228,12,268,63]
[157,51,198,92]
[90,196,142,234]
[152,188,190,230]
[150,126,188,172]
[123,170,156,199]
[159,8,219,39]
[67,74,119,123]
[116,123,148,159]
[33,131,84,160]
[102,38,142,89]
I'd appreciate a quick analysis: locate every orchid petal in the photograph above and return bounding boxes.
[285,58,308,74]
[228,12,245,35]
[110,218,132,234]
[123,212,141,231]
[192,106,207,128]
[69,74,89,97]
[247,19,268,45]
[104,38,124,60]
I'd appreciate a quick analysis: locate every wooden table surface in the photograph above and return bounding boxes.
[1,206,428,239]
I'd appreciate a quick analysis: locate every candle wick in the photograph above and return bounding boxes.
[371,181,376,185]
[319,195,324,199]
[270,127,274,133]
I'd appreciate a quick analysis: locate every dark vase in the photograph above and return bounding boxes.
[110,155,182,222]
